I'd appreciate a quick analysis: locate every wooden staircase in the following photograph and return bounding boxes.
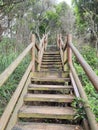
[0,34,98,130]
[12,46,83,130]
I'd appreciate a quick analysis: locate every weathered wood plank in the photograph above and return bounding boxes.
[31,71,69,78]
[70,63,98,130]
[6,75,31,130]
[0,62,32,130]
[12,122,83,130]
[31,34,35,72]
[18,106,75,120]
[24,93,74,103]
[31,77,70,83]
[28,84,73,91]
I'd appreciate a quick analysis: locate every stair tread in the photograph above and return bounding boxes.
[40,68,63,71]
[31,77,70,82]
[42,62,62,65]
[31,72,69,78]
[43,55,61,57]
[41,67,62,69]
[28,84,73,90]
[12,122,83,130]
[43,57,61,59]
[24,94,74,102]
[18,106,75,119]
[41,65,62,67]
[42,59,61,61]
[44,52,60,54]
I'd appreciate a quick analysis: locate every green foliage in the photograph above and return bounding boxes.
[0,37,16,54]
[73,45,98,122]
[0,0,3,5]
[72,0,98,35]
[72,98,86,121]
[0,38,31,116]
[0,54,30,116]
[79,46,98,69]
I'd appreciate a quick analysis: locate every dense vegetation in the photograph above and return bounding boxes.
[73,46,98,121]
[72,0,98,53]
[0,0,98,122]
[0,37,30,116]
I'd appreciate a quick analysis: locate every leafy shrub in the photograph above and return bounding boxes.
[71,98,86,121]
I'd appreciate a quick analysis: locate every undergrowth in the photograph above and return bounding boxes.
[73,45,98,122]
[0,37,31,116]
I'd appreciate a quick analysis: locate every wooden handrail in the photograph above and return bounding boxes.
[58,34,98,130]
[0,43,34,88]
[67,35,98,92]
[0,62,32,130]
[57,34,69,71]
[0,33,47,129]
[67,34,98,130]
[31,34,35,72]
[70,64,98,130]
[38,34,48,71]
[0,33,42,87]
[57,34,64,64]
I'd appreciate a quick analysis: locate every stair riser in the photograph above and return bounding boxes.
[43,57,61,59]
[31,77,70,81]
[43,52,60,54]
[28,88,72,91]
[12,123,83,130]
[41,67,62,70]
[41,65,62,67]
[31,72,69,78]
[18,114,74,120]
[42,63,62,65]
[24,98,74,103]
[42,60,61,62]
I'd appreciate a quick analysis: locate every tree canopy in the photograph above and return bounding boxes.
[0,0,74,43]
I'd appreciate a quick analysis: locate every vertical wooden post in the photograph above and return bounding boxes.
[31,34,35,72]
[63,36,68,71]
[67,34,72,65]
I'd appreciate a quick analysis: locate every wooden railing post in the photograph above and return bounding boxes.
[63,36,68,72]
[67,34,72,65]
[31,34,35,72]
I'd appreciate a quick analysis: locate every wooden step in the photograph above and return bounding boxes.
[40,68,62,70]
[43,54,61,58]
[43,57,61,60]
[40,68,63,71]
[24,94,74,103]
[28,84,73,91]
[41,65,62,68]
[18,106,75,120]
[31,72,69,78]
[42,59,61,62]
[40,68,62,71]
[12,122,83,130]
[42,62,62,65]
[44,52,60,55]
[31,77,70,83]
